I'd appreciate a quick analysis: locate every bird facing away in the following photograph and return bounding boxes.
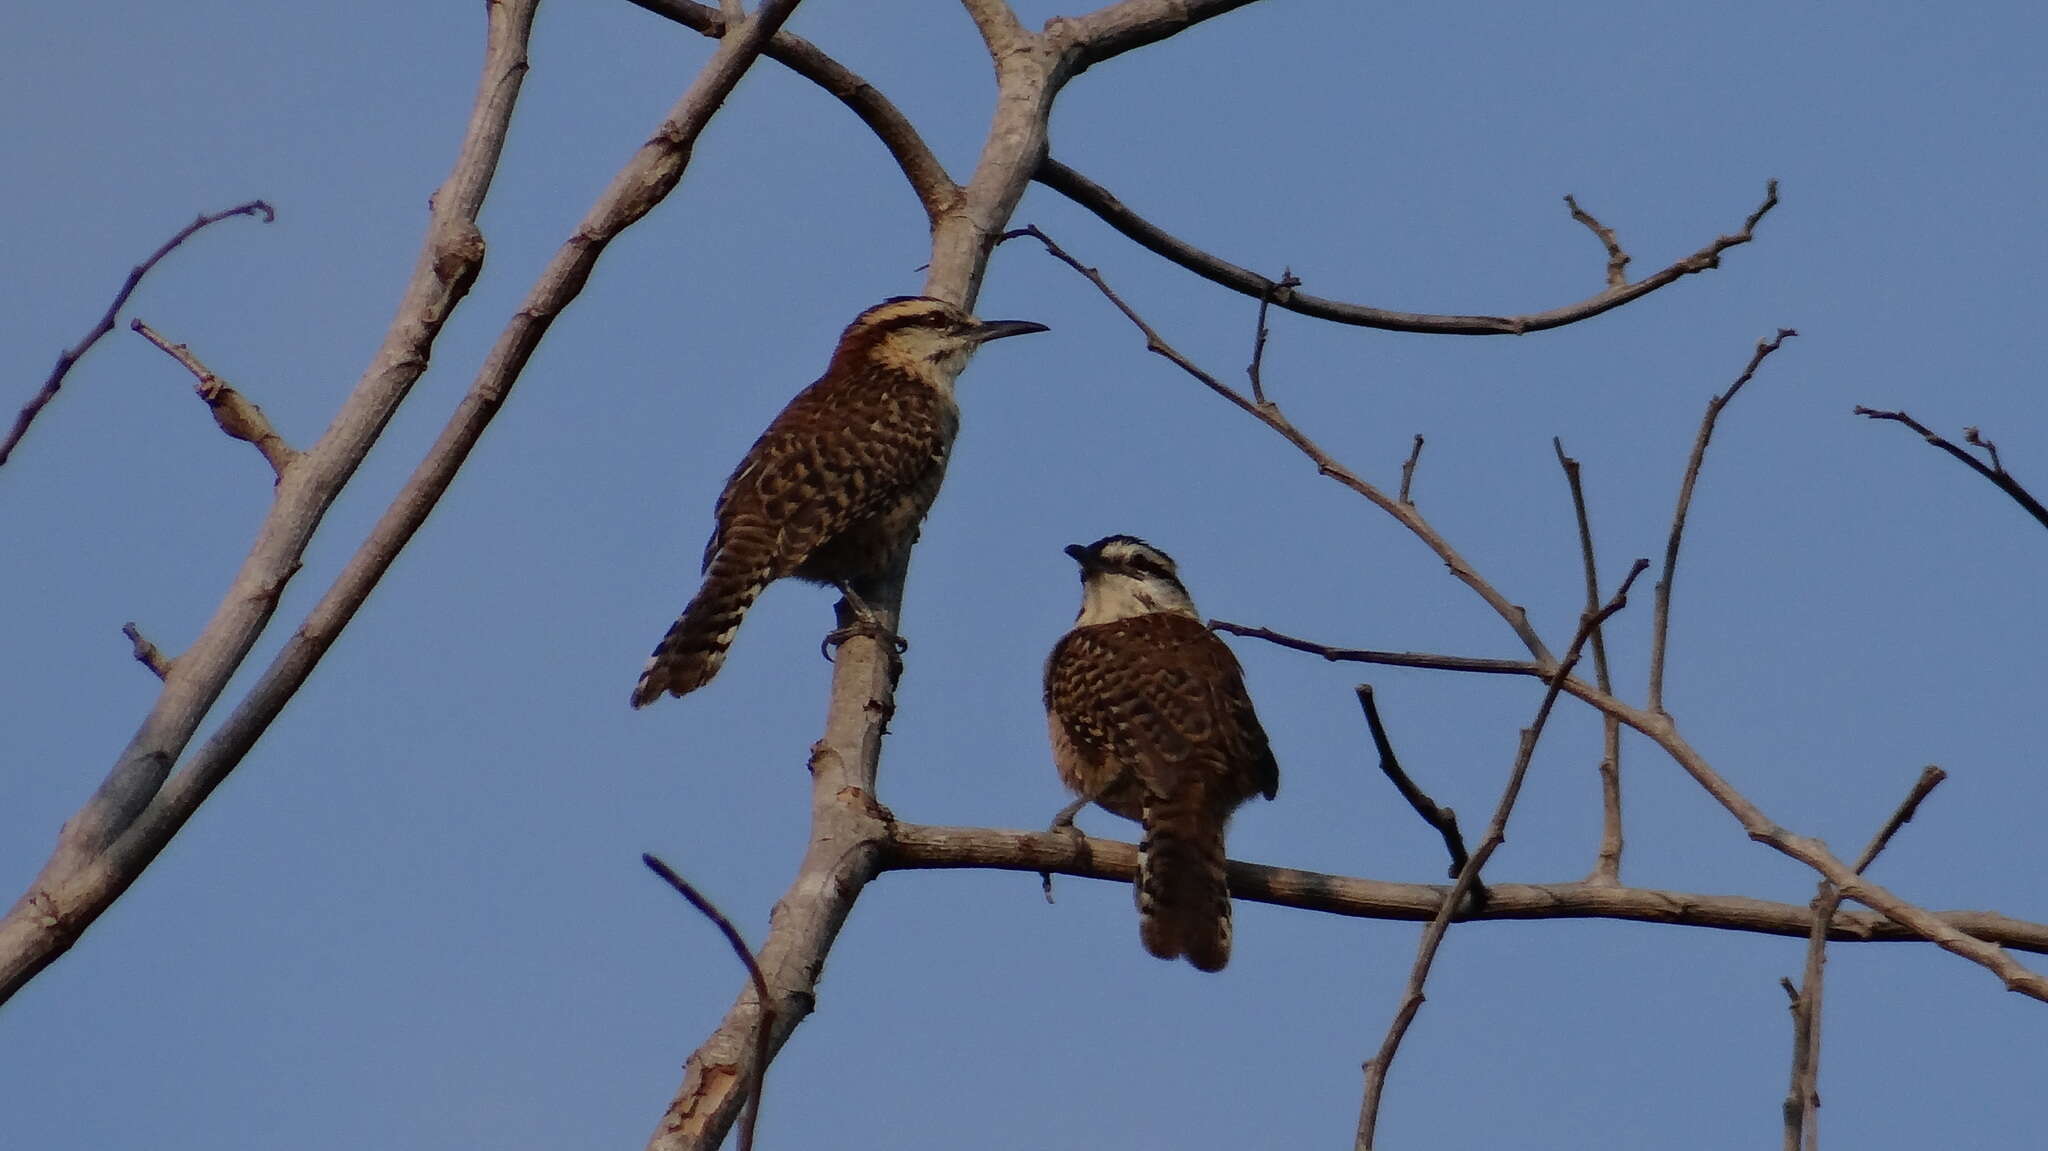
[1043,535,1279,971]
[631,296,1048,707]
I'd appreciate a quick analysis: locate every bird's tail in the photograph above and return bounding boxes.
[629,550,772,707]
[1137,784,1234,972]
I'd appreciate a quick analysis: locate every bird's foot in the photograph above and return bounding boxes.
[819,618,910,663]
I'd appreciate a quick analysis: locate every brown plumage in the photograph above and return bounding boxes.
[1044,536,1278,971]
[631,297,1046,707]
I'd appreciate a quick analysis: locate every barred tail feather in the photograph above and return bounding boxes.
[1137,788,1233,972]
[629,554,771,707]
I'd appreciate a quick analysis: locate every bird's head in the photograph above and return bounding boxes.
[1065,534,1200,625]
[836,296,1048,389]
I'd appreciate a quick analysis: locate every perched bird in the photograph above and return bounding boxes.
[1043,535,1279,971]
[631,296,1047,707]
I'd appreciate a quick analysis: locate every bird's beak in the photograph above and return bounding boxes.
[967,318,1050,343]
[1063,543,1097,569]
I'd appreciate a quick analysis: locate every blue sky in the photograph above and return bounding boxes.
[6,2,2046,1147]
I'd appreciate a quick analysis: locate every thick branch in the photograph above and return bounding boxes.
[1036,160,1778,335]
[1649,329,1796,712]
[881,823,2048,954]
[132,320,298,479]
[3,200,273,470]
[0,0,534,1004]
[1854,408,2048,534]
[623,0,957,221]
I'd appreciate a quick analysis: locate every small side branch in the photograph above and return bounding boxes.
[121,623,173,680]
[1649,329,1797,712]
[1355,685,1469,880]
[132,320,297,480]
[1554,438,1622,883]
[1019,223,1555,663]
[1853,408,2048,534]
[1563,194,1630,288]
[644,855,772,1151]
[2,200,274,470]
[1356,559,1648,1151]
[1782,766,1947,1151]
[1035,159,1777,335]
[1246,269,1299,405]
[1398,436,1425,506]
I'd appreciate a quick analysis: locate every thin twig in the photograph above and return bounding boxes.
[1398,435,1424,506]
[132,320,298,480]
[1355,685,1470,880]
[1855,408,2048,534]
[1782,766,1946,1151]
[121,623,173,680]
[644,855,772,1151]
[1357,559,1649,1150]
[2,200,274,470]
[1649,329,1797,713]
[1553,438,1622,883]
[1035,160,1777,335]
[1018,223,1554,663]
[1246,269,1300,405]
[1563,194,1630,288]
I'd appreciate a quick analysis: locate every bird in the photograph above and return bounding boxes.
[1042,535,1279,971]
[630,296,1047,707]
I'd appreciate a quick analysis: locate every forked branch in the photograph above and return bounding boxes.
[3,200,274,470]
[1854,408,2048,534]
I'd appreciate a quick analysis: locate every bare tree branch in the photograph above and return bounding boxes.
[1553,438,1623,883]
[644,855,773,1151]
[1357,559,1648,1151]
[1650,329,1797,713]
[1245,269,1297,406]
[1782,766,1946,1151]
[882,822,2048,953]
[1354,684,1470,880]
[1854,408,2048,534]
[1015,223,1556,663]
[1215,621,2048,1003]
[1564,194,1629,288]
[1056,0,1270,68]
[623,0,958,221]
[1035,159,1778,335]
[0,1,535,1004]
[131,320,298,480]
[1398,435,1425,506]
[121,623,172,680]
[2,199,274,470]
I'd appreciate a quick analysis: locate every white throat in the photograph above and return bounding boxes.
[1074,571,1200,626]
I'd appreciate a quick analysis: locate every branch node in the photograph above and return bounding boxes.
[131,319,299,480]
[121,622,174,679]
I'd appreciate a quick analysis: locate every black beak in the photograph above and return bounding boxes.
[1063,543,1096,570]
[967,318,1050,343]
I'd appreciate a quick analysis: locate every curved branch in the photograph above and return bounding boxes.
[623,0,958,222]
[1855,407,2048,534]
[1036,159,1779,335]
[883,823,2048,955]
[1057,0,1269,69]
[2,199,274,470]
